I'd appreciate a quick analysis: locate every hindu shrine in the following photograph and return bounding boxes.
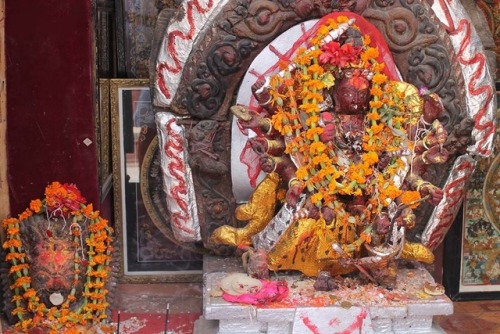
[0,0,498,333]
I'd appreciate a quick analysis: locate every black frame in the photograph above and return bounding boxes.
[110,79,203,283]
[443,83,500,301]
[443,206,500,301]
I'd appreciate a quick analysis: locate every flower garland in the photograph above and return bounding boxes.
[268,16,422,227]
[2,182,114,333]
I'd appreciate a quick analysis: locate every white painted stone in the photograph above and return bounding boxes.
[369,305,408,319]
[267,321,292,334]
[407,301,453,316]
[193,317,219,334]
[196,256,453,334]
[257,308,295,322]
[291,306,374,334]
[218,318,267,333]
[393,316,433,330]
[371,318,394,333]
[154,0,230,108]
[155,112,201,242]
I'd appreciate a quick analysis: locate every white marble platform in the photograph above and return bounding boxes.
[194,256,452,334]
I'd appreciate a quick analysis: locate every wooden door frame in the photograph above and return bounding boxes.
[0,0,8,242]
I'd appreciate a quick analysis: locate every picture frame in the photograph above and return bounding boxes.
[118,0,158,78]
[97,78,113,200]
[443,87,500,301]
[110,79,203,283]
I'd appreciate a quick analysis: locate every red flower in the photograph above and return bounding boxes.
[319,41,362,68]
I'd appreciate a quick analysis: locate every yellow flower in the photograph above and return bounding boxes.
[300,102,321,114]
[372,63,385,73]
[18,208,33,221]
[295,54,312,66]
[296,167,309,180]
[283,124,293,136]
[399,191,422,209]
[2,217,18,228]
[326,18,339,29]
[317,25,330,37]
[9,264,29,275]
[347,169,365,184]
[23,288,36,299]
[312,154,330,166]
[371,123,384,134]
[305,115,320,126]
[372,73,388,85]
[360,231,372,244]
[278,59,291,71]
[6,226,20,236]
[5,252,25,261]
[10,276,31,289]
[369,100,383,109]
[361,47,379,63]
[307,64,324,75]
[370,86,383,98]
[362,34,371,46]
[381,184,402,201]
[301,91,324,102]
[93,254,109,265]
[311,192,324,206]
[3,239,22,249]
[304,79,324,91]
[366,111,381,120]
[310,142,327,154]
[29,199,43,213]
[11,306,26,316]
[361,151,379,165]
[337,15,349,23]
[305,127,324,140]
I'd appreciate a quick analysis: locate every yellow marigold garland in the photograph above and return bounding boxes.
[267,17,422,226]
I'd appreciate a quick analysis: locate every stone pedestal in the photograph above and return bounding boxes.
[194,256,452,334]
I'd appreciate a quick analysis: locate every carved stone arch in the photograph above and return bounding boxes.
[362,0,467,130]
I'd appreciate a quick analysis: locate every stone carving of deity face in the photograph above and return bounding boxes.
[332,70,371,115]
[31,238,77,305]
[20,215,85,308]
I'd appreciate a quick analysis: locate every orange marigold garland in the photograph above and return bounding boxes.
[267,16,423,231]
[2,182,114,333]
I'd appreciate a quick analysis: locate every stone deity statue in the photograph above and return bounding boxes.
[210,14,467,287]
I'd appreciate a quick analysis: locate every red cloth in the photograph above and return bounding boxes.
[222,280,289,305]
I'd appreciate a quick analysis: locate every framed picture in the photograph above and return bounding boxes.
[97,79,113,200]
[443,89,500,301]
[110,79,203,283]
[117,0,158,77]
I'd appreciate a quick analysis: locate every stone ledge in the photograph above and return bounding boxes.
[197,256,453,334]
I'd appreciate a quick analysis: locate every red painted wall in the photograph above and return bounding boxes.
[5,1,99,214]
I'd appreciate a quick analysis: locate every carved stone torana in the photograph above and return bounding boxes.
[166,0,343,120]
[182,119,236,252]
[160,0,464,128]
[182,37,257,119]
[362,0,466,130]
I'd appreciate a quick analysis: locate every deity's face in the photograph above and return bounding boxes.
[30,237,81,306]
[19,215,85,308]
[332,72,371,115]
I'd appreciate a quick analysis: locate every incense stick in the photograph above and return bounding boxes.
[164,303,170,334]
[116,310,121,334]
